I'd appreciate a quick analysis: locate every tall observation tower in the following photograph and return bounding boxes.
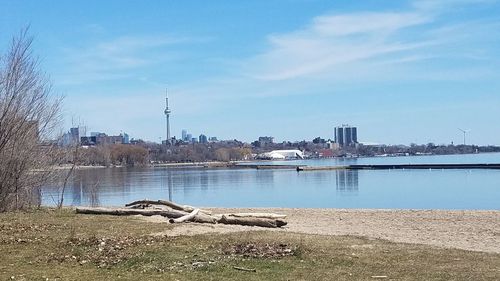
[164,88,171,144]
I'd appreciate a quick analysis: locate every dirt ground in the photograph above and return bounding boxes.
[144,208,500,254]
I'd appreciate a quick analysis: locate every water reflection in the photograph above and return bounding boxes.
[161,169,174,201]
[335,170,359,193]
[68,169,102,207]
[41,160,500,210]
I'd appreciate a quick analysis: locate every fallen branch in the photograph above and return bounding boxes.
[218,215,287,228]
[233,266,256,272]
[228,213,287,219]
[169,209,200,223]
[125,199,211,214]
[193,214,218,224]
[76,207,188,218]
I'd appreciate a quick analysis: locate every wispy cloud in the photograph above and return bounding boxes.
[55,34,196,85]
[412,0,498,12]
[242,0,499,82]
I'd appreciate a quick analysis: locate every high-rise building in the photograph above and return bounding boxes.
[199,134,208,144]
[186,133,192,142]
[69,127,80,145]
[334,125,358,147]
[122,133,130,144]
[182,129,187,141]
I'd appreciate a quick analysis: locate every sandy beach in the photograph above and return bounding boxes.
[147,208,500,254]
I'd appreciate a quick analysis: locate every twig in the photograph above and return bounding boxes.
[233,266,256,272]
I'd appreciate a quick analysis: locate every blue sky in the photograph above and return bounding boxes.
[1,0,500,145]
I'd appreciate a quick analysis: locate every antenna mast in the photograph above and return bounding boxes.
[164,88,171,144]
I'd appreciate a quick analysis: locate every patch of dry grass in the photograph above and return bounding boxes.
[0,209,499,280]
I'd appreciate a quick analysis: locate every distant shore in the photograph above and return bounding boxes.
[50,151,500,171]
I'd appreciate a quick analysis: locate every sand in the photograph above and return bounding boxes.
[144,208,500,254]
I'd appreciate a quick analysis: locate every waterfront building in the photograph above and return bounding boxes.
[328,142,340,150]
[256,149,304,160]
[334,125,358,147]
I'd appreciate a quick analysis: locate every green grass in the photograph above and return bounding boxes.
[0,209,499,280]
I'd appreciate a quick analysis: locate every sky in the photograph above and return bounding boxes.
[1,0,500,145]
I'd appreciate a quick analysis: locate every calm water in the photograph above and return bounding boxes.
[42,153,500,210]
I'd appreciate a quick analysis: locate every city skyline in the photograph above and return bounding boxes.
[2,0,500,145]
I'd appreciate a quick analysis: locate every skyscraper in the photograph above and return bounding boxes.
[182,129,187,141]
[199,134,208,144]
[334,125,358,147]
[69,127,80,145]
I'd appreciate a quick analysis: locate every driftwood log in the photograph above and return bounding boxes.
[193,213,218,224]
[77,200,288,228]
[219,215,287,228]
[169,209,199,223]
[75,207,187,218]
[125,199,193,211]
[125,199,211,214]
[228,213,287,219]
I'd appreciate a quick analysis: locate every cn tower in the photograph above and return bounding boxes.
[164,88,171,144]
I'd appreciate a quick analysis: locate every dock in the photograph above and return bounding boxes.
[296,166,349,171]
[348,163,500,170]
[296,163,500,171]
[236,164,300,170]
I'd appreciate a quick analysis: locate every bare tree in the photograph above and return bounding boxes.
[0,29,62,211]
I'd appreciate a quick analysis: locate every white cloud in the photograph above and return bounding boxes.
[245,12,430,81]
[311,12,428,36]
[412,0,497,12]
[243,0,499,82]
[54,34,193,85]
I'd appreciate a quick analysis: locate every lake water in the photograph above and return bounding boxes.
[42,153,500,210]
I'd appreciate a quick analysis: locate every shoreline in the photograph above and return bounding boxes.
[47,151,500,170]
[141,207,500,254]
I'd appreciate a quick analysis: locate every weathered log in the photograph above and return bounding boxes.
[227,213,287,219]
[169,209,200,223]
[125,199,211,214]
[76,207,288,228]
[193,214,218,224]
[76,207,188,218]
[127,203,151,209]
[218,215,287,228]
[125,199,186,210]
